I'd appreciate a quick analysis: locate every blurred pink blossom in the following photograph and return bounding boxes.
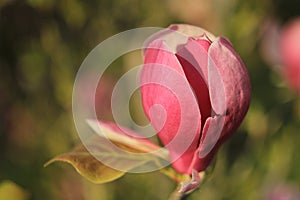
[266,183,300,200]
[261,17,300,93]
[280,18,300,93]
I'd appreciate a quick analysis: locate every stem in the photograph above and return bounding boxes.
[168,190,190,200]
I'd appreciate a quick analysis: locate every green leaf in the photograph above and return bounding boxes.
[45,121,169,184]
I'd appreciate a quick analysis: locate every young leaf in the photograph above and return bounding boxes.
[45,120,170,184]
[44,138,126,184]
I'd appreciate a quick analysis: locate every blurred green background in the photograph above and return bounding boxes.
[1,0,300,199]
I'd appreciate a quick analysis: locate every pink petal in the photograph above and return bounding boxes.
[143,24,216,55]
[176,38,212,126]
[190,37,251,171]
[208,37,251,139]
[87,120,162,152]
[140,39,201,174]
[190,116,224,172]
[99,121,159,148]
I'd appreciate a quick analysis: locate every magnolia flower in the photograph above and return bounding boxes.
[53,24,251,194]
[141,24,251,174]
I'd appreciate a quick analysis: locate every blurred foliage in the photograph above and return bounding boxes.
[0,180,29,200]
[0,0,300,200]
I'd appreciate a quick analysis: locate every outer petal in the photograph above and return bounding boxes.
[207,37,251,140]
[192,37,251,171]
[140,39,201,174]
[189,116,224,171]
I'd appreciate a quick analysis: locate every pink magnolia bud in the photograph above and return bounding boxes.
[280,18,300,93]
[141,24,251,174]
